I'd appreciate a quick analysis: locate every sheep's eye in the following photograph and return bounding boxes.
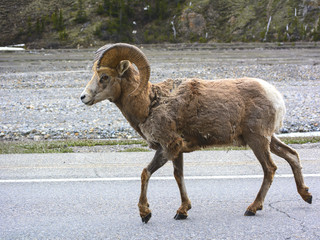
[99,74,109,83]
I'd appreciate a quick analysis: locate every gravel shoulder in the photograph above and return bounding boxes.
[1,45,320,141]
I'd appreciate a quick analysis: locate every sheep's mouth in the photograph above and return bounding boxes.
[83,99,94,106]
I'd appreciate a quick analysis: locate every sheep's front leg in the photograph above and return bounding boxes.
[138,148,168,223]
[173,153,192,220]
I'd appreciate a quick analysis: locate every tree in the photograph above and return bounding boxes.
[313,18,320,41]
[52,8,65,31]
[75,0,88,24]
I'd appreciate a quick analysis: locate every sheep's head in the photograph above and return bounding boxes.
[80,60,130,105]
[80,43,150,105]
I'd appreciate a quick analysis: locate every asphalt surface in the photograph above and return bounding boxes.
[0,149,319,239]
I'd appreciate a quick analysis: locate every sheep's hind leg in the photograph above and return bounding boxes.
[138,148,168,223]
[173,153,192,220]
[245,135,277,216]
[270,135,312,204]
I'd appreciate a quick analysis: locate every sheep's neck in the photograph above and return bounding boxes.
[115,82,152,137]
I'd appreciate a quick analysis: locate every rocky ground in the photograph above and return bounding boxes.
[0,44,319,142]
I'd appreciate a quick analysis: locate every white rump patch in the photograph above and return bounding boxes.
[255,78,286,132]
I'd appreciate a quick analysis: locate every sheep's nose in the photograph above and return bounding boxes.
[80,95,86,101]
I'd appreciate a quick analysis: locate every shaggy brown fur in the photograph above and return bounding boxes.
[81,44,312,223]
[141,78,278,159]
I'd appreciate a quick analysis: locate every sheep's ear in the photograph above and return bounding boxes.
[117,60,131,77]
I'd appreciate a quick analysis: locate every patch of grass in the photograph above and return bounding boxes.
[0,139,148,154]
[1,136,319,154]
[202,136,320,151]
[66,139,147,147]
[119,148,151,152]
[202,146,249,151]
[279,136,320,145]
[0,141,73,154]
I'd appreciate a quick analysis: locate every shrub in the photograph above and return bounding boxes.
[59,30,68,41]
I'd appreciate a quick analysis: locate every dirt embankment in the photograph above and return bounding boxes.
[1,1,320,48]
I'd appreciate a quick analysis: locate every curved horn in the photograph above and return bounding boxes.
[95,43,150,96]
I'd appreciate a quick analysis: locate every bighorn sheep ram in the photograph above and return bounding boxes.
[80,43,312,223]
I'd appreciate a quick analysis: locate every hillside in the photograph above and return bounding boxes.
[0,0,319,48]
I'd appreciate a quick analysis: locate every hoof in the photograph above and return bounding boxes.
[306,195,312,204]
[174,213,188,220]
[141,213,152,223]
[244,210,256,216]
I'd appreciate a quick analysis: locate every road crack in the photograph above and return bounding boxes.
[269,200,309,239]
[93,168,102,178]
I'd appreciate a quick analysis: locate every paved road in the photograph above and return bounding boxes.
[1,149,319,239]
